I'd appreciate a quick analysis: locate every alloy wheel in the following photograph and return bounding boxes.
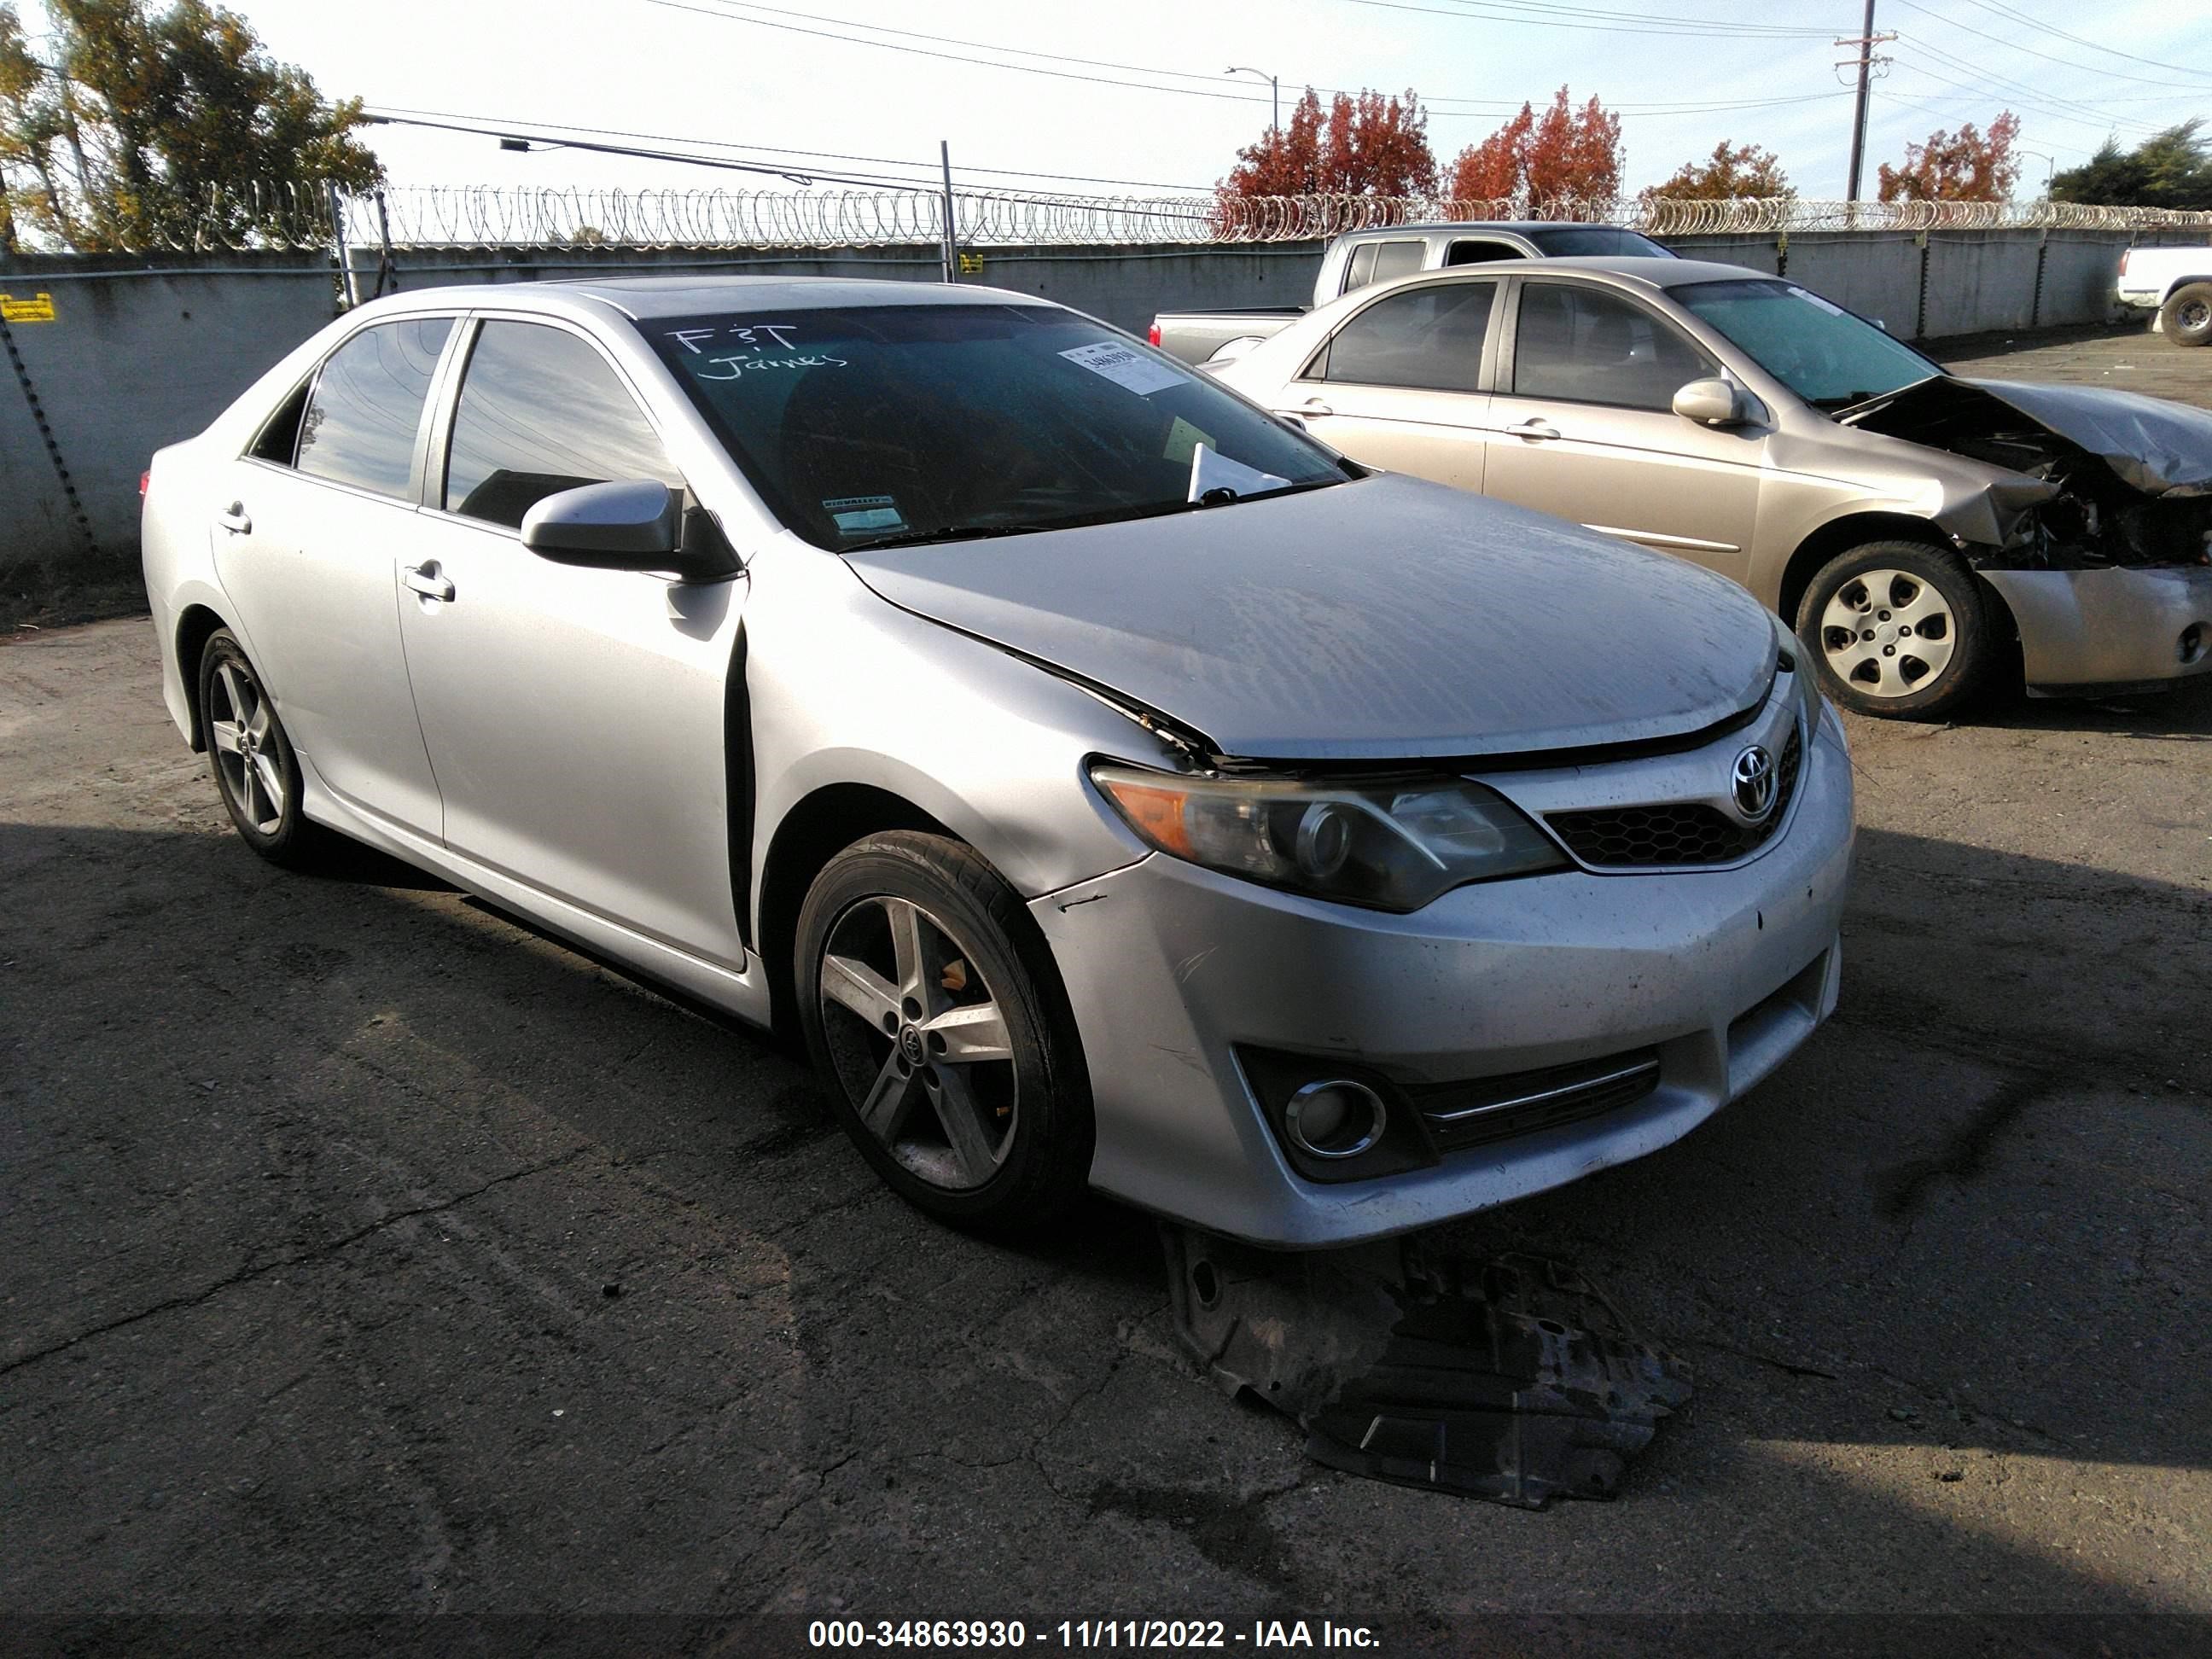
[207,659,286,834]
[1817,568,1957,701]
[817,894,1017,1191]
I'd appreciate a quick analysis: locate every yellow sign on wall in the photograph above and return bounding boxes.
[0,291,56,323]
[957,253,986,275]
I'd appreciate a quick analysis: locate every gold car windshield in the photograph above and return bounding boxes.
[1674,279,1943,410]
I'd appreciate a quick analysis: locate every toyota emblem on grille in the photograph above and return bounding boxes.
[1731,744,1778,823]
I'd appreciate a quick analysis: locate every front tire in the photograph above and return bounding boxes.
[795,831,1093,1231]
[198,629,324,867]
[1796,541,1990,719]
[2161,282,2212,347]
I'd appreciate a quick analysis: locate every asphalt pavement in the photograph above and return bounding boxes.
[2,322,2208,1650]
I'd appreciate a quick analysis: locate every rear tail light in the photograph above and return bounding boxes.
[2118,251,2130,276]
[138,469,150,498]
[1147,323,1161,347]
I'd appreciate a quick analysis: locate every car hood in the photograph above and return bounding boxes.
[844,474,1779,762]
[1848,375,2212,497]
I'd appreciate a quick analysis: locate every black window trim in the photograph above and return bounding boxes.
[242,311,466,506]
[1301,275,1504,395]
[1495,275,1720,413]
[420,309,692,542]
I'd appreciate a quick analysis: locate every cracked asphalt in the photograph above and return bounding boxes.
[3,326,2209,1648]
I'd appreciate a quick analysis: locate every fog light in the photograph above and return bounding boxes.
[2180,623,2205,665]
[1284,1080,1388,1160]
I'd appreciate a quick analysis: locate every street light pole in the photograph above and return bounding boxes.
[1225,66,1278,134]
[2019,150,2057,198]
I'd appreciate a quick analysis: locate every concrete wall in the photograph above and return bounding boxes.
[2,252,339,581]
[0,229,2184,583]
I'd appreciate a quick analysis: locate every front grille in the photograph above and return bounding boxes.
[1545,725,1802,870]
[1409,1049,1661,1153]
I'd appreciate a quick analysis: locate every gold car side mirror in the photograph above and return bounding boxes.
[1672,377,1750,428]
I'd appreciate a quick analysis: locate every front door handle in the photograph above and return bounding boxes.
[217,503,252,534]
[1299,397,1335,417]
[402,564,455,602]
[1508,418,1561,441]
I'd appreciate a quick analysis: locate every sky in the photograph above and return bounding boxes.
[20,0,2212,203]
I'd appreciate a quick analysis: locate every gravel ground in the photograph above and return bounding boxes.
[2,321,2208,1652]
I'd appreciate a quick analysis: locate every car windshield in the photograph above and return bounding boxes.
[1672,277,1942,410]
[644,303,1350,550]
[1526,227,1676,258]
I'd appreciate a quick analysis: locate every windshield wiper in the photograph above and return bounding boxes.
[841,522,1061,552]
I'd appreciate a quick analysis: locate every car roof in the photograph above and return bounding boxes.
[1336,221,1662,238]
[347,275,1055,323]
[1359,255,1767,291]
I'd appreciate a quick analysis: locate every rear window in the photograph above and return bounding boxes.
[1326,283,1496,393]
[1526,227,1676,259]
[1342,238,1425,294]
[293,317,452,497]
[646,305,1346,550]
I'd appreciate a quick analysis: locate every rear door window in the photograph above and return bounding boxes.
[1325,283,1497,393]
[1446,240,1522,266]
[1511,282,1712,410]
[1342,239,1423,294]
[443,321,684,529]
[293,317,453,497]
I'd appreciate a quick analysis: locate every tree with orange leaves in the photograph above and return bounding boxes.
[1447,88,1623,205]
[1877,112,2022,202]
[1644,140,1794,201]
[1219,86,1436,200]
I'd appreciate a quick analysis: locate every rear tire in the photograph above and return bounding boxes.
[1796,541,1990,719]
[795,831,1093,1232]
[2160,282,2212,347]
[198,630,326,868]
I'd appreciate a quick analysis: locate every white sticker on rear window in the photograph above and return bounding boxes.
[824,495,905,534]
[1788,285,1847,317]
[1058,341,1187,397]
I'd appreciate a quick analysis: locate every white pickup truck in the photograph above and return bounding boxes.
[1147,220,1676,364]
[2115,245,2212,346]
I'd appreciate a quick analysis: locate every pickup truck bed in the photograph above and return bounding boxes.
[1148,306,1305,366]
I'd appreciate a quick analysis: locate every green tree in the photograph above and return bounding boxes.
[0,0,379,253]
[2052,122,2212,211]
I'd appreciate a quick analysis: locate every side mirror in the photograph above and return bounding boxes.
[1673,376,1754,428]
[521,479,682,568]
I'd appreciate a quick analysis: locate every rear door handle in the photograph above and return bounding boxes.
[1299,397,1335,417]
[217,503,252,534]
[402,564,455,602]
[1508,418,1561,441]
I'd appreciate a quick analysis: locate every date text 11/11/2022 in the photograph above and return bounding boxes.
[806,1620,1382,1649]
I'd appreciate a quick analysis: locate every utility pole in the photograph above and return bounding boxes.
[940,140,958,284]
[1837,2,1895,208]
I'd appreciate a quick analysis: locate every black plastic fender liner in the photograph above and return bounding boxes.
[1162,1230,1692,1509]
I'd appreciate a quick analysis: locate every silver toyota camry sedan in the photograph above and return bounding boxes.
[143,276,1853,1247]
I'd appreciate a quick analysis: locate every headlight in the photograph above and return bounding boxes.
[1089,762,1566,912]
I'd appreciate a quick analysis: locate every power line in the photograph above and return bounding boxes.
[1948,0,2212,84]
[364,106,1226,193]
[1331,0,1835,39]
[1887,38,2174,137]
[1885,0,2212,94]
[641,0,1847,122]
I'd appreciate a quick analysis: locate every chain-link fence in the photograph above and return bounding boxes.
[12,180,2209,254]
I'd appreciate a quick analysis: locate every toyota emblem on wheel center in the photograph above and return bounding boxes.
[1731,744,1778,822]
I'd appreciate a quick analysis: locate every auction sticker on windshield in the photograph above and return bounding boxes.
[824,495,905,534]
[1058,341,1185,397]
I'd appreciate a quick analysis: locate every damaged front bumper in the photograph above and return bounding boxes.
[1982,563,2212,693]
[1032,706,1854,1249]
